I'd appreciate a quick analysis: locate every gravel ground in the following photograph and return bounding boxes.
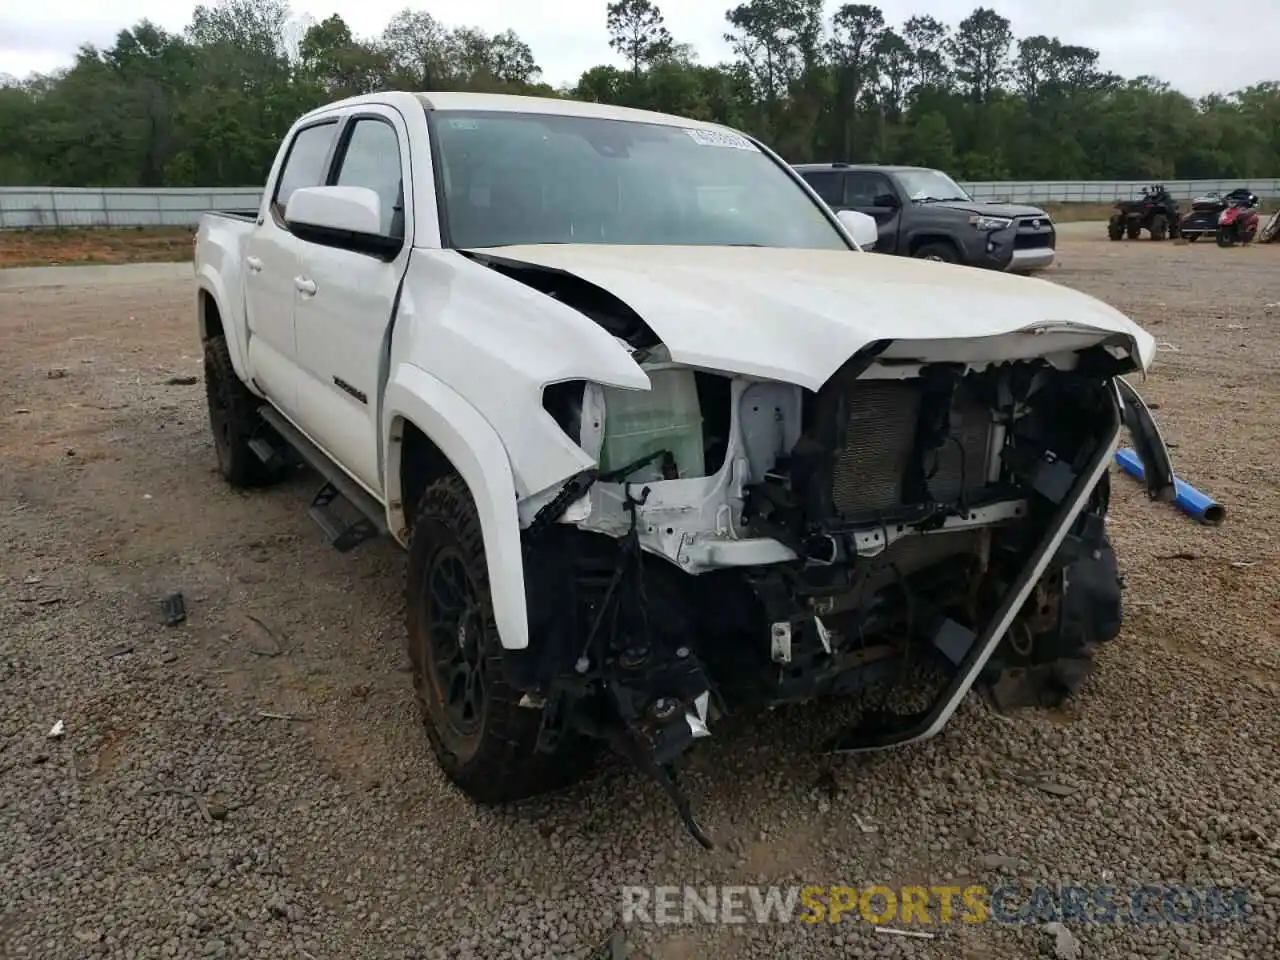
[1,236,1278,960]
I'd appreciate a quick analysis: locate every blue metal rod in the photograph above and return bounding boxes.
[1114,447,1225,526]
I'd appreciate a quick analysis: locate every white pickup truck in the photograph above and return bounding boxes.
[195,91,1174,846]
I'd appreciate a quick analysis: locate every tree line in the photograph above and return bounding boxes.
[1,0,1277,189]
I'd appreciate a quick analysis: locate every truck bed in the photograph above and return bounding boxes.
[208,210,258,223]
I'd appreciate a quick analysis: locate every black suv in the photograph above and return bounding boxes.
[794,163,1056,273]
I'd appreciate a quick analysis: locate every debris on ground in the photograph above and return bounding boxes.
[1009,770,1082,798]
[1044,921,1082,959]
[159,592,186,626]
[853,812,878,834]
[47,720,65,739]
[874,927,935,939]
[165,375,198,385]
[238,612,283,657]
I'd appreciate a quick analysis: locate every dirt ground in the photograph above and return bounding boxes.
[1,236,1277,960]
[0,227,195,268]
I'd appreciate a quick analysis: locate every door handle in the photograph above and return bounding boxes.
[294,276,316,296]
[246,256,262,272]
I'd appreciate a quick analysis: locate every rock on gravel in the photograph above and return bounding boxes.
[1,239,1277,959]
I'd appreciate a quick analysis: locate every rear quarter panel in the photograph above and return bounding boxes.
[195,214,256,387]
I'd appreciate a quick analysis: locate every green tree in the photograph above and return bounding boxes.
[606,0,673,78]
[3,2,1279,189]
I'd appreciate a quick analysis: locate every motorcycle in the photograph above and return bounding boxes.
[1216,193,1261,247]
[1180,188,1255,242]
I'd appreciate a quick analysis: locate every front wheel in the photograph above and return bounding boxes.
[1216,225,1237,247]
[913,241,961,264]
[405,476,595,804]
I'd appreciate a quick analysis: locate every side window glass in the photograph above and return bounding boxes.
[273,122,337,214]
[844,174,879,206]
[334,118,404,238]
[848,174,894,206]
[801,171,844,206]
[867,175,895,205]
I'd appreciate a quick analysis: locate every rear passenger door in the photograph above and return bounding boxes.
[844,172,903,252]
[291,106,413,497]
[244,118,340,420]
[800,170,848,211]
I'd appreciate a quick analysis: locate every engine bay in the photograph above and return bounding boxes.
[517,341,1129,847]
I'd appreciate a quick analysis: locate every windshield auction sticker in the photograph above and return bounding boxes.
[684,128,756,151]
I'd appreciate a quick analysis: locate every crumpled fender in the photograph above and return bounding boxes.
[382,362,530,650]
[1116,377,1176,503]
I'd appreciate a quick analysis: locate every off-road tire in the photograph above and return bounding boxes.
[1126,220,1141,240]
[1150,214,1168,240]
[203,335,282,488]
[1107,218,1124,241]
[405,475,595,804]
[913,241,961,264]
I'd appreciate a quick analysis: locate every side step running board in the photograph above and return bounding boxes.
[257,405,388,553]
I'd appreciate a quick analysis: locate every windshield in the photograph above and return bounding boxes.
[429,110,849,250]
[896,169,972,203]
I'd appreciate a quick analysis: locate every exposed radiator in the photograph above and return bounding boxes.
[830,379,993,517]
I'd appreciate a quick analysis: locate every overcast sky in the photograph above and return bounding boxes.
[1,0,1272,98]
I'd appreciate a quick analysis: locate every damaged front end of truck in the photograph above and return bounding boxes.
[495,294,1173,846]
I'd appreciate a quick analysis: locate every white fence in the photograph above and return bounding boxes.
[962,179,1280,204]
[0,188,261,230]
[2,179,1279,229]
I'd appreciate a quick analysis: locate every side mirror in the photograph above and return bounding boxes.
[872,192,899,208]
[836,209,878,250]
[285,186,400,259]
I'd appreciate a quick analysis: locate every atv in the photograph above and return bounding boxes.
[1107,184,1180,241]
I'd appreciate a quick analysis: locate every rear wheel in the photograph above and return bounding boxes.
[1150,214,1168,240]
[203,335,283,488]
[1185,232,1199,243]
[1217,225,1236,247]
[1126,220,1141,240]
[405,476,595,803]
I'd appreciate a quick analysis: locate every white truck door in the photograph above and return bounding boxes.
[292,106,413,497]
[244,118,342,421]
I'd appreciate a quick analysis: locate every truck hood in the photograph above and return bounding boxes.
[918,200,1049,220]
[463,244,1156,390]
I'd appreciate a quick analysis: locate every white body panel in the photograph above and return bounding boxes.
[464,243,1157,388]
[193,90,1159,665]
